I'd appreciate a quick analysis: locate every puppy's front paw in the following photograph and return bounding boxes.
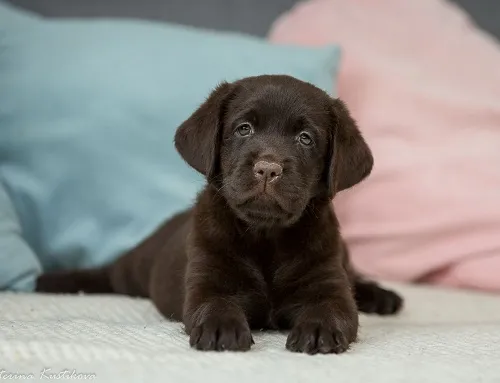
[355,281,403,315]
[189,317,253,352]
[286,323,352,355]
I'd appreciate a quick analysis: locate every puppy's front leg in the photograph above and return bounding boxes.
[183,251,258,352]
[275,260,359,355]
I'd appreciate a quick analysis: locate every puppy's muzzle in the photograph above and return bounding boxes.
[253,161,283,184]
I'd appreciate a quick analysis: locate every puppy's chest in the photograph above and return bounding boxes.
[241,242,296,328]
[246,241,281,285]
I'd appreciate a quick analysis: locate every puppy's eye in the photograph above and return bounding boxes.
[235,123,254,137]
[298,132,313,146]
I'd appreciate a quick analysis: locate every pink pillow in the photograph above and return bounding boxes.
[269,0,500,292]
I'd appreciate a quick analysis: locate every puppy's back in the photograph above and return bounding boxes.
[36,208,193,306]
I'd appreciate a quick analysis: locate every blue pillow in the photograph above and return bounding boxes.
[0,2,340,291]
[0,184,41,291]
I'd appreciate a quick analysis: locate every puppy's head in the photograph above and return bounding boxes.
[175,75,373,228]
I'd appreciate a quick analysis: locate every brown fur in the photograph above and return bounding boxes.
[37,75,402,354]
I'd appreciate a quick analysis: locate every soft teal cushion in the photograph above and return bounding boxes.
[0,184,41,291]
[0,2,340,291]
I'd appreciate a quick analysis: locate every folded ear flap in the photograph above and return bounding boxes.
[174,82,234,180]
[326,99,374,197]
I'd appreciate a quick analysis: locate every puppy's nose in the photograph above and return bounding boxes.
[254,161,283,183]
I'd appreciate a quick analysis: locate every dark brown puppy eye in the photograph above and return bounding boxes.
[235,123,254,137]
[298,132,313,146]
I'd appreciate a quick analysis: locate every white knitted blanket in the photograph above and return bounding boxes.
[0,284,499,382]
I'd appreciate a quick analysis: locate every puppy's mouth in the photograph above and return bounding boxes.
[235,194,295,227]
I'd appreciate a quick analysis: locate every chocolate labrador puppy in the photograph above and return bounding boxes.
[37,75,402,354]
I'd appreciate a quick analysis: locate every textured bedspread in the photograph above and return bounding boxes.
[0,283,499,382]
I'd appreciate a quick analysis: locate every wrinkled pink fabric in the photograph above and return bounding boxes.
[269,0,500,292]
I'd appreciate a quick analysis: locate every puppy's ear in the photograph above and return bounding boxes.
[174,82,234,180]
[326,99,373,197]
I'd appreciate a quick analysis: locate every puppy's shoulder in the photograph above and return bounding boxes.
[305,198,340,233]
[281,199,340,248]
[190,186,237,244]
